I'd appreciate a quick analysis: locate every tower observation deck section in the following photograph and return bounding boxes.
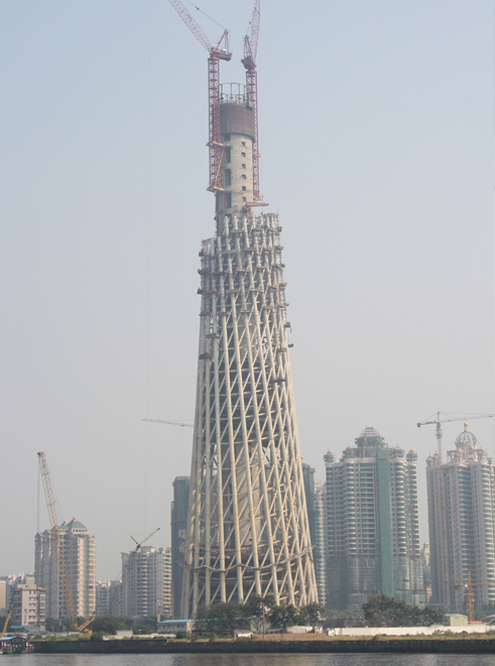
[181,86,318,617]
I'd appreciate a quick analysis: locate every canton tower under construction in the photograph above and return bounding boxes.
[169,0,318,617]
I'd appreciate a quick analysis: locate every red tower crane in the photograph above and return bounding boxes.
[242,0,261,200]
[167,0,231,192]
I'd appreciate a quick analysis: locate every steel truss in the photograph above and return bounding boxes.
[182,212,318,617]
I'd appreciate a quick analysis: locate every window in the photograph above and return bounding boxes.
[224,169,231,186]
[225,192,232,208]
[242,163,246,169]
[241,174,247,180]
[242,186,246,191]
[241,152,246,157]
[241,141,245,146]
[224,134,231,141]
[242,196,247,201]
[224,147,231,163]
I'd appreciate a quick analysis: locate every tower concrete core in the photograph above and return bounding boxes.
[181,85,318,617]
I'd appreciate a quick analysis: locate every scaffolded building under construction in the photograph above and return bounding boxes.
[178,18,318,616]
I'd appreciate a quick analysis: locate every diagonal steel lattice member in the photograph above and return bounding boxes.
[181,210,318,617]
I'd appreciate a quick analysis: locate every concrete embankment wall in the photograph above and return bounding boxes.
[34,639,495,654]
[328,625,492,637]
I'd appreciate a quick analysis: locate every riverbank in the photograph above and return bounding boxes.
[33,637,495,654]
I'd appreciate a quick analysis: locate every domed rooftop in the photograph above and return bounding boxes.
[360,426,380,439]
[455,422,478,447]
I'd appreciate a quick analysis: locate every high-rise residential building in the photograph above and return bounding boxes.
[171,476,189,618]
[9,582,46,633]
[302,464,316,545]
[4,574,46,632]
[95,580,122,617]
[121,546,172,619]
[426,423,495,611]
[324,427,423,610]
[0,577,6,615]
[420,543,432,604]
[302,465,326,606]
[35,517,96,619]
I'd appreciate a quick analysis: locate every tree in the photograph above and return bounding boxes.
[362,595,445,628]
[299,603,326,632]
[241,595,276,634]
[195,602,246,637]
[269,604,300,633]
[90,617,128,635]
[418,606,445,626]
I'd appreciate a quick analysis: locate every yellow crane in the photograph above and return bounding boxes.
[38,452,94,633]
[1,589,20,638]
[454,570,488,623]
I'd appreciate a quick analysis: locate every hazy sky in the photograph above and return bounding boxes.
[1,0,493,583]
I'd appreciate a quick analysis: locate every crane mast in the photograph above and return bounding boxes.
[242,0,261,200]
[167,0,231,192]
[37,451,78,631]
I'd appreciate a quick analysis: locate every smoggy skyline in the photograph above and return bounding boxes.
[1,0,493,582]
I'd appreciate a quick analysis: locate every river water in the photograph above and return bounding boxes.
[10,656,495,666]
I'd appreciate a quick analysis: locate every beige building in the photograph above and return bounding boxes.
[4,574,45,633]
[426,424,495,611]
[0,577,6,615]
[121,546,171,619]
[95,580,122,617]
[35,518,96,619]
[10,583,46,632]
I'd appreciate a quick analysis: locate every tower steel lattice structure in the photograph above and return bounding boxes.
[170,1,318,617]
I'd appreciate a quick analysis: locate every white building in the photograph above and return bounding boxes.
[95,580,122,617]
[427,423,495,611]
[5,574,46,633]
[121,546,171,619]
[10,584,46,633]
[35,517,96,619]
[0,577,6,615]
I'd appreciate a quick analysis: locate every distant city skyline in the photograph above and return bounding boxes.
[0,0,492,582]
